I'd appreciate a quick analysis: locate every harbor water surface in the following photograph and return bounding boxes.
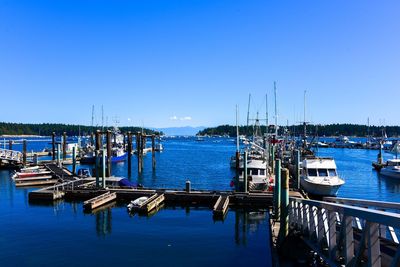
[0,137,398,266]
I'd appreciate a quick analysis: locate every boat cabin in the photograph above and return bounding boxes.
[302,157,338,177]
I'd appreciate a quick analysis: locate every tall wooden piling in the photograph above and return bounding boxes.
[52,132,56,161]
[136,132,141,174]
[279,168,289,243]
[95,150,100,187]
[22,139,27,166]
[273,159,281,220]
[151,134,156,170]
[62,132,67,161]
[95,130,101,151]
[72,146,76,175]
[127,132,132,176]
[102,150,106,188]
[235,151,240,187]
[8,140,12,150]
[106,130,112,177]
[140,133,145,171]
[243,151,248,193]
[57,144,61,167]
[294,149,301,189]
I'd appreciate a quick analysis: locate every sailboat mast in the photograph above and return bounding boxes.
[274,82,278,136]
[91,105,95,131]
[101,105,104,132]
[236,105,239,151]
[246,94,251,136]
[266,93,268,134]
[303,90,307,144]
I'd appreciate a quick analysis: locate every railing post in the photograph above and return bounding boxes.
[57,144,61,167]
[317,208,326,248]
[367,222,381,267]
[343,215,354,265]
[328,210,337,260]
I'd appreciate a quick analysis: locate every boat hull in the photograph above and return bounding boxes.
[380,169,400,179]
[300,178,342,196]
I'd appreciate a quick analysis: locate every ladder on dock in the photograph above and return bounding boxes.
[83,191,117,211]
[213,195,229,219]
[0,148,23,163]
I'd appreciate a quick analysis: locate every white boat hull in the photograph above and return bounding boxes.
[300,178,342,196]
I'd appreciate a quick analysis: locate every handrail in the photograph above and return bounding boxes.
[323,197,400,211]
[289,197,400,267]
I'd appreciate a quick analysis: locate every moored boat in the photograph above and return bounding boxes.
[380,159,400,179]
[300,157,345,196]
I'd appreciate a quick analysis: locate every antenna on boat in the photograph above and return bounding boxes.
[246,94,251,137]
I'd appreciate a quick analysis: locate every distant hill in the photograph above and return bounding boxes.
[156,126,205,136]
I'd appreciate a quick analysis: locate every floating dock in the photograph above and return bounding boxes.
[83,191,117,211]
[213,195,229,219]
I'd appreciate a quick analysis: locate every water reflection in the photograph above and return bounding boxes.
[95,207,113,237]
[234,209,268,246]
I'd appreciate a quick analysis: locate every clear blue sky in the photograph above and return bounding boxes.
[1,0,399,128]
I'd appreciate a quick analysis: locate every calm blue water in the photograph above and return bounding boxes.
[0,137,272,267]
[1,136,399,266]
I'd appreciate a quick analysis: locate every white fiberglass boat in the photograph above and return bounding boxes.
[300,157,345,196]
[380,159,400,179]
[238,158,271,191]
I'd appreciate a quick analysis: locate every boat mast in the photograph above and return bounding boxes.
[274,82,278,136]
[101,105,104,133]
[303,90,307,148]
[236,105,240,152]
[266,93,268,135]
[91,105,95,131]
[246,94,251,137]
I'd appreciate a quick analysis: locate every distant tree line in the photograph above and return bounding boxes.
[0,122,162,136]
[197,123,400,137]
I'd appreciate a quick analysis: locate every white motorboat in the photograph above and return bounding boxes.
[127,196,148,211]
[380,159,400,178]
[300,157,345,196]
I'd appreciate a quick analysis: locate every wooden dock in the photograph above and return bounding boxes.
[213,195,229,219]
[83,191,117,211]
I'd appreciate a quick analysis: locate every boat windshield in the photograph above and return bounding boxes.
[307,168,318,176]
[318,169,328,177]
[328,169,337,176]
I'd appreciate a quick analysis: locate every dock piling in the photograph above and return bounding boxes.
[273,159,281,220]
[95,130,101,151]
[243,151,248,193]
[62,132,67,161]
[102,150,106,189]
[106,130,112,177]
[278,168,289,244]
[294,149,300,189]
[151,134,156,170]
[140,134,145,171]
[185,180,191,192]
[8,140,12,150]
[127,132,132,176]
[57,144,61,167]
[95,150,100,187]
[22,140,27,166]
[52,132,56,161]
[72,146,76,175]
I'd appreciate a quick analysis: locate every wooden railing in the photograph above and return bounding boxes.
[289,197,400,267]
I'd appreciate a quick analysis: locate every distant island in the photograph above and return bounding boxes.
[0,122,162,136]
[197,124,400,138]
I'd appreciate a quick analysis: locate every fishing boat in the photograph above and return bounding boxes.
[111,146,127,162]
[238,158,271,191]
[300,157,345,196]
[380,159,400,178]
[12,168,51,179]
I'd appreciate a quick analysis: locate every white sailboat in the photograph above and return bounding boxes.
[380,159,400,178]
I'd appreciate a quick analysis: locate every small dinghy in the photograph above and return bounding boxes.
[127,196,148,212]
